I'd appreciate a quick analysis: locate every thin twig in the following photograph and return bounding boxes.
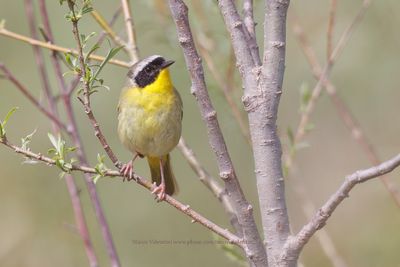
[198,45,251,144]
[66,2,122,266]
[292,20,400,208]
[121,0,139,63]
[168,1,266,266]
[0,63,69,133]
[286,0,372,171]
[242,0,261,65]
[90,10,127,49]
[24,0,59,132]
[28,2,98,265]
[96,6,123,46]
[0,137,243,247]
[63,0,246,253]
[40,2,126,266]
[27,2,98,265]
[284,152,400,256]
[327,0,337,61]
[177,139,241,232]
[0,28,130,68]
[189,2,251,143]
[67,0,120,165]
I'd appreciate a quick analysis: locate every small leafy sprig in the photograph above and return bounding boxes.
[47,133,77,177]
[64,39,123,96]
[93,153,108,183]
[61,0,123,96]
[63,0,93,22]
[0,107,18,140]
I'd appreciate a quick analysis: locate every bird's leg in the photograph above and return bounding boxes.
[152,158,166,201]
[121,153,141,182]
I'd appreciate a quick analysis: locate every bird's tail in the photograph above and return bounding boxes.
[147,154,178,195]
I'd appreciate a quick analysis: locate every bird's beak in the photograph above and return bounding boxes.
[161,60,175,69]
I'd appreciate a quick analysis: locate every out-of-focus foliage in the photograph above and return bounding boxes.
[0,1,399,267]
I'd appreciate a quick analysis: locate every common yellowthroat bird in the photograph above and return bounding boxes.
[118,55,183,200]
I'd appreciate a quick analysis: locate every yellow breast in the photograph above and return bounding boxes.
[117,69,183,156]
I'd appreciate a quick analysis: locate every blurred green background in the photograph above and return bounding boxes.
[1,1,400,266]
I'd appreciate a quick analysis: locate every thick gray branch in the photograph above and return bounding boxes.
[283,152,400,259]
[218,1,291,266]
[252,1,291,266]
[168,1,267,266]
[242,0,262,65]
[218,0,256,75]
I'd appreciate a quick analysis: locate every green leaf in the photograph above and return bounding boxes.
[21,129,37,150]
[81,5,94,15]
[287,127,294,147]
[85,43,100,62]
[64,52,76,70]
[213,234,246,266]
[0,107,18,138]
[2,107,18,128]
[90,45,123,87]
[282,164,289,178]
[300,82,311,113]
[65,11,75,22]
[0,19,6,30]
[59,171,66,179]
[81,32,97,48]
[93,174,101,184]
[97,153,104,163]
[66,146,77,152]
[64,162,73,170]
[48,133,58,150]
[55,159,64,170]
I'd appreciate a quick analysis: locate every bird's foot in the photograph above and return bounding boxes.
[151,182,166,202]
[120,161,135,182]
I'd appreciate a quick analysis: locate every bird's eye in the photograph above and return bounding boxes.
[145,67,152,73]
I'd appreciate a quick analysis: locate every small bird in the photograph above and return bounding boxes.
[117,55,183,200]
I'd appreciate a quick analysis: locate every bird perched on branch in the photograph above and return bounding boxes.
[118,55,182,200]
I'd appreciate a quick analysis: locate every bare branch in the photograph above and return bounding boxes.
[0,63,69,133]
[168,1,267,266]
[90,9,127,49]
[27,2,98,265]
[254,1,292,266]
[290,171,349,267]
[177,138,241,232]
[217,0,255,75]
[327,0,337,60]
[292,20,400,208]
[0,27,130,68]
[61,1,248,258]
[285,152,400,256]
[65,2,124,266]
[198,45,251,143]
[24,0,59,131]
[121,0,139,63]
[286,0,372,171]
[66,1,120,167]
[242,0,261,65]
[0,137,243,247]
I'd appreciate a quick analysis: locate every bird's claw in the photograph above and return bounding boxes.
[121,161,134,182]
[151,182,166,202]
